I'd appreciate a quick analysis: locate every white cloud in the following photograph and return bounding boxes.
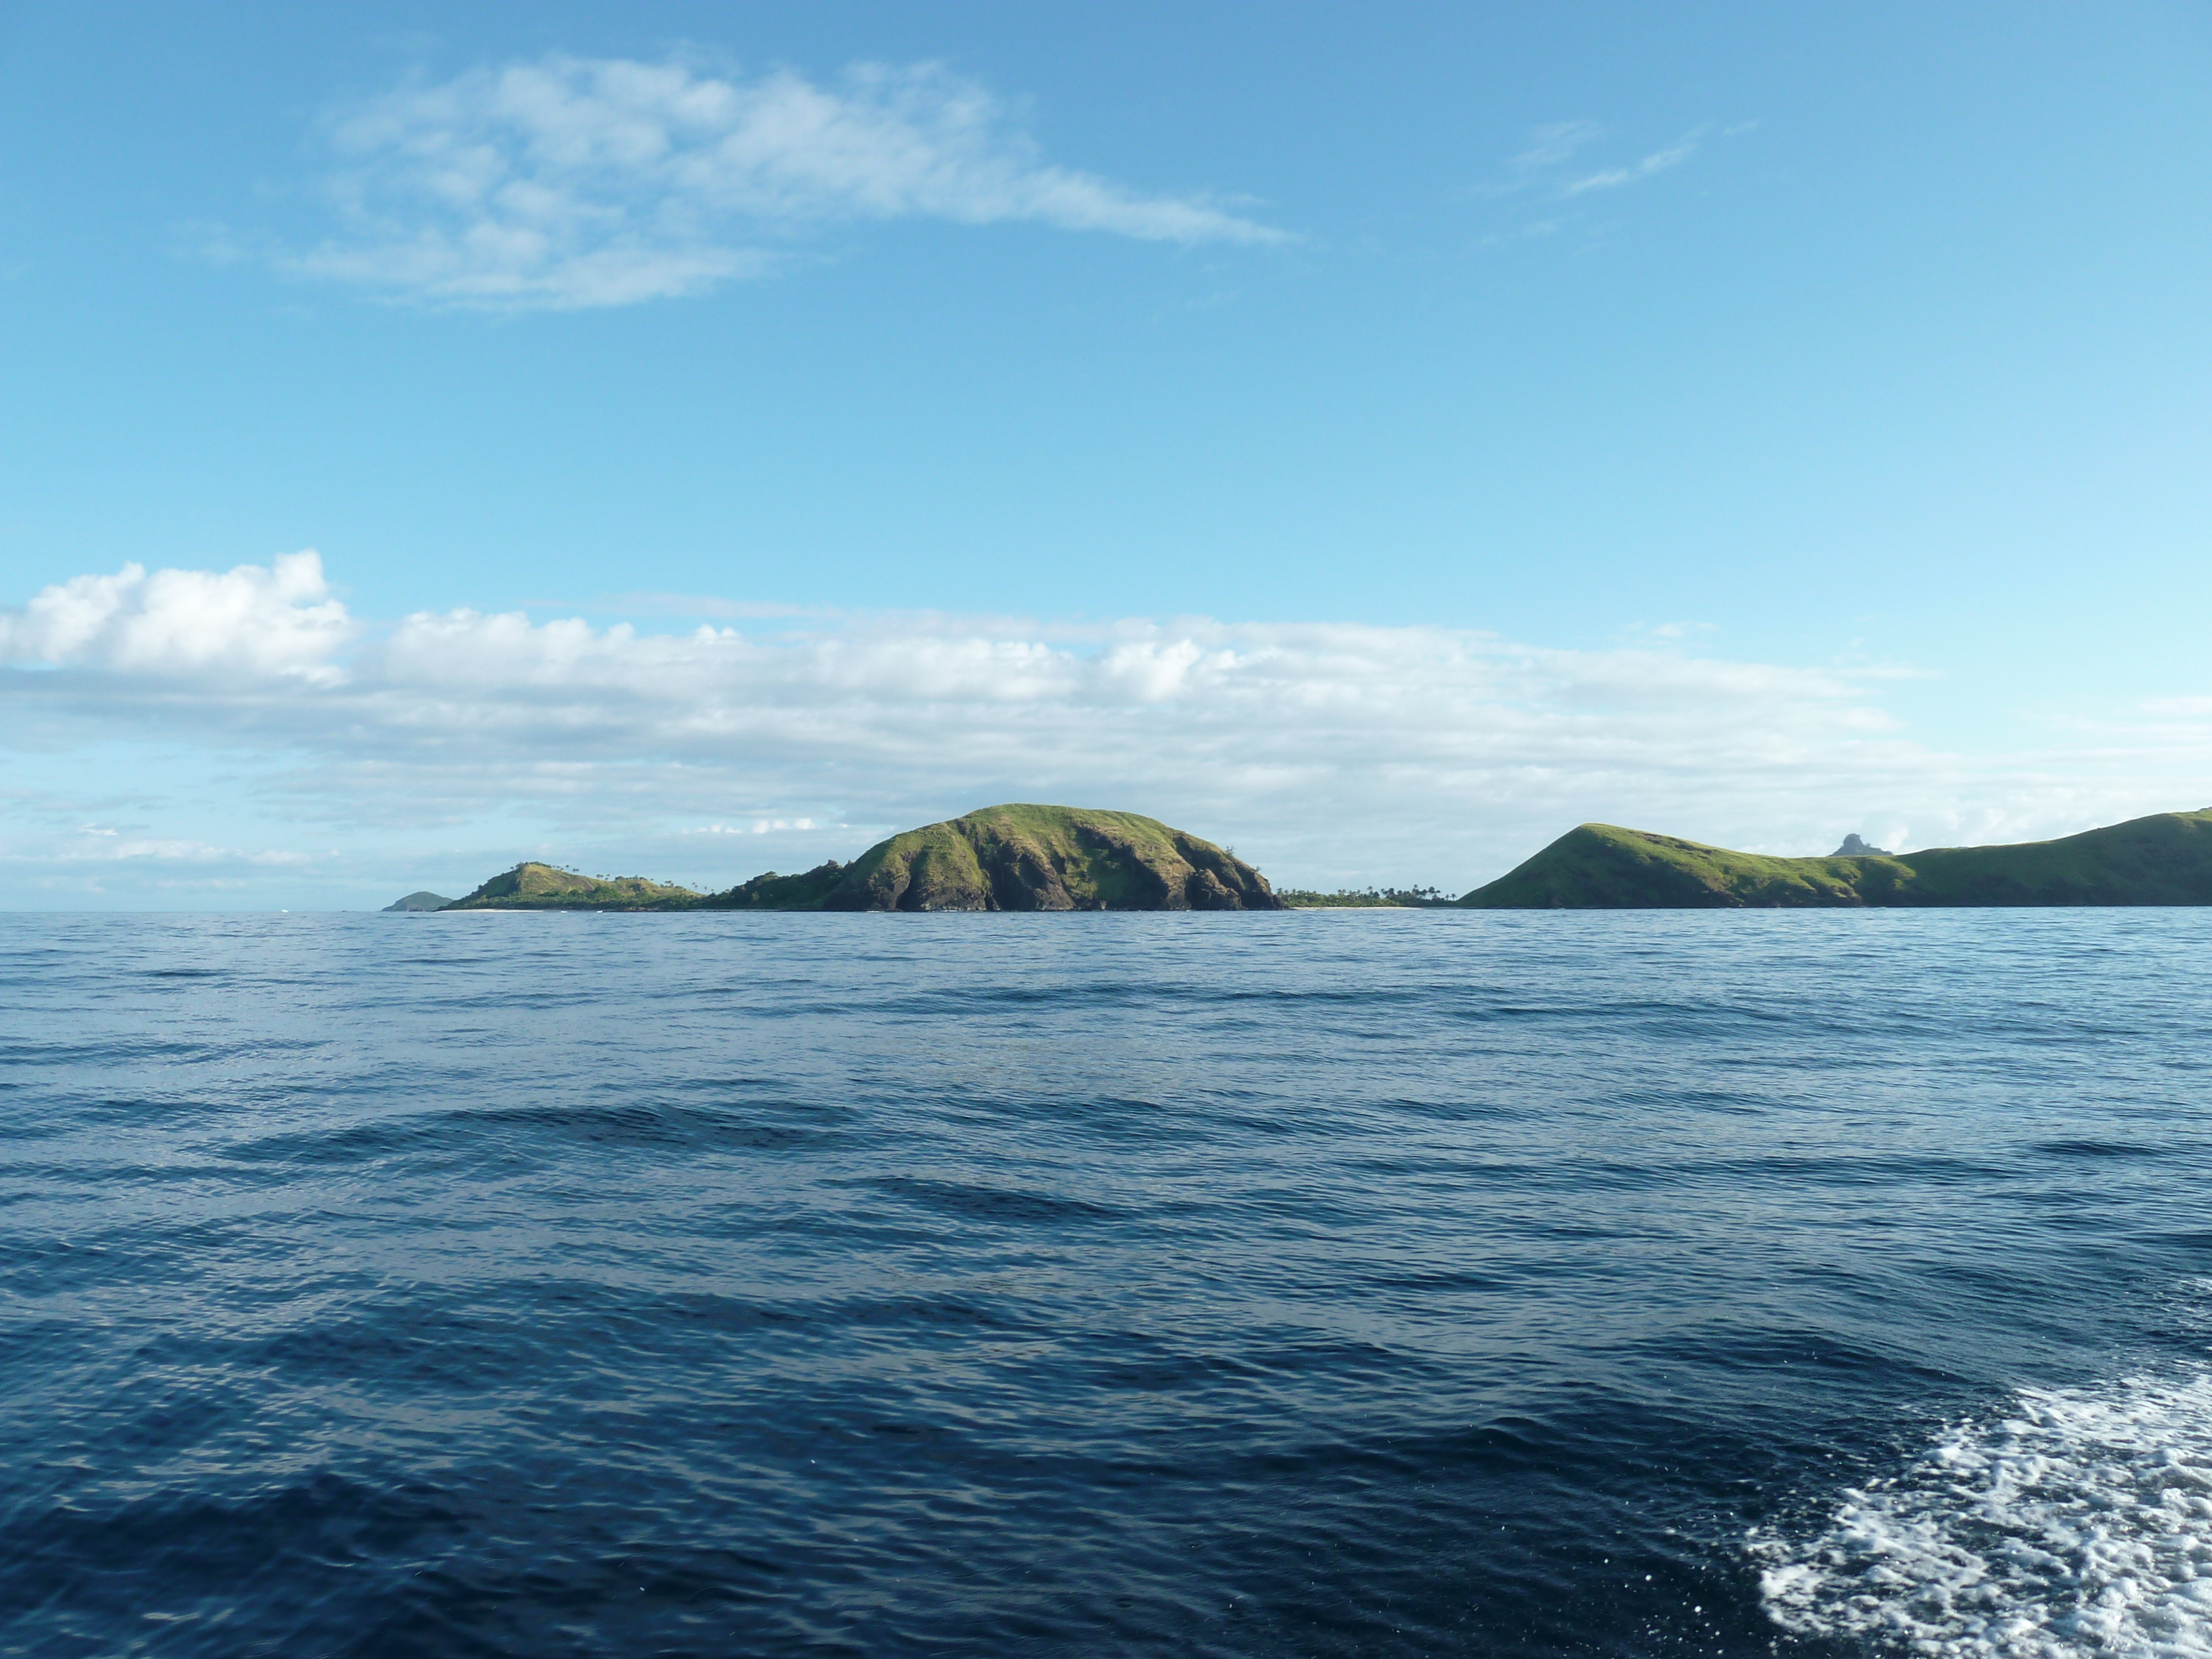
[1565,132,1702,195]
[55,828,309,867]
[6,555,2212,902]
[284,55,1284,308]
[1511,121,1604,174]
[684,818,820,836]
[0,551,353,684]
[1477,121,1730,249]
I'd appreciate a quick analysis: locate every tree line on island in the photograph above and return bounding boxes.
[388,804,2212,913]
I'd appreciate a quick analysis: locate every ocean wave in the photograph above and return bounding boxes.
[1752,1362,2212,1656]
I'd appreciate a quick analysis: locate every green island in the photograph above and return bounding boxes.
[1458,808,2212,908]
[1279,886,1453,909]
[420,804,1284,912]
[393,805,2212,915]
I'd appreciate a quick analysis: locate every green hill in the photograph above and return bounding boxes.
[711,861,850,910]
[382,890,451,912]
[441,864,702,911]
[1458,809,2212,908]
[707,804,1282,911]
[415,806,1284,913]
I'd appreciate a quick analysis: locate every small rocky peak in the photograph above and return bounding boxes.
[1830,833,1891,857]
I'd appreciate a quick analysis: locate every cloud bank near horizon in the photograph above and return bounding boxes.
[4,552,2207,905]
[275,54,1284,309]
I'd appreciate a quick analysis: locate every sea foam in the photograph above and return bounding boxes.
[1754,1363,2212,1656]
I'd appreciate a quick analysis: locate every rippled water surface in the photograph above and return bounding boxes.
[6,909,2212,1657]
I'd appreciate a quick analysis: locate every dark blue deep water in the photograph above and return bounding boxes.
[7,910,2212,1657]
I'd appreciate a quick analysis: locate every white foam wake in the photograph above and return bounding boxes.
[1751,1365,2212,1657]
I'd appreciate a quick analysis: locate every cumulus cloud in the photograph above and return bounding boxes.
[6,554,2212,902]
[0,551,354,684]
[284,55,1284,307]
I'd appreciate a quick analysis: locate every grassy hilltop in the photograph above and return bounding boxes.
[427,805,1283,913]
[442,865,701,911]
[712,804,1281,911]
[1459,809,2212,908]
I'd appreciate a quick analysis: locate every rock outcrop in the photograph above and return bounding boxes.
[1830,833,1891,857]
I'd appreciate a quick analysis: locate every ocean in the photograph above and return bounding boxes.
[5,908,2211,1657]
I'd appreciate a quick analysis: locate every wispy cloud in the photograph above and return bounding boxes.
[55,829,309,868]
[275,55,1285,309]
[11,553,2209,905]
[586,591,839,622]
[682,818,821,836]
[1486,118,1741,211]
[1564,129,1704,195]
[1511,121,1604,175]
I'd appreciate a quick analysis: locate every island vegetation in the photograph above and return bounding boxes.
[1278,885,1453,909]
[400,806,2212,915]
[441,866,701,911]
[426,805,1284,913]
[1458,809,2212,908]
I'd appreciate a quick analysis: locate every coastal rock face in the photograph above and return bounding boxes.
[1830,833,1891,857]
[717,805,1284,912]
[1459,810,2212,909]
[442,863,700,911]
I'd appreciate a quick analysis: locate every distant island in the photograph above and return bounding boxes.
[1459,809,2212,908]
[420,805,1284,912]
[393,805,2212,915]
[1277,885,1454,909]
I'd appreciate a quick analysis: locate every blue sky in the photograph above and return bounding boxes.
[3,3,2209,906]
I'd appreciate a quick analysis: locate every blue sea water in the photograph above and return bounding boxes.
[6,909,2212,1658]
